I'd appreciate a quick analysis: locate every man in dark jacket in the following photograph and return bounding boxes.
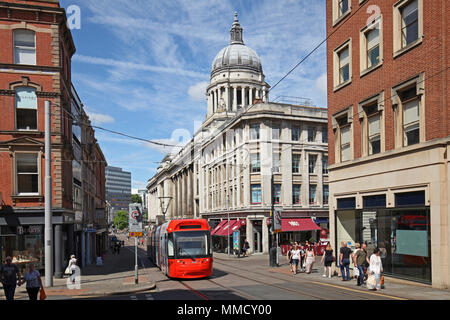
[0,257,22,300]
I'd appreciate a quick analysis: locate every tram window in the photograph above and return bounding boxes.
[167,234,174,257]
[179,225,201,229]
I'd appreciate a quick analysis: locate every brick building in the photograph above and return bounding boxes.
[0,0,107,275]
[326,0,449,287]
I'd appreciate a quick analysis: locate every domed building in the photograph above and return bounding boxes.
[147,13,329,256]
[206,13,270,118]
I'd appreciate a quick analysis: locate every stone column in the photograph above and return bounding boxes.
[207,92,213,116]
[262,217,269,254]
[187,168,192,218]
[241,87,245,108]
[177,175,181,217]
[249,87,253,105]
[233,86,237,111]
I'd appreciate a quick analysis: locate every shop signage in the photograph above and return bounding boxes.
[17,225,42,235]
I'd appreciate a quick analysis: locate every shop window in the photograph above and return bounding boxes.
[14,29,36,65]
[395,191,425,207]
[15,87,37,131]
[16,153,39,195]
[363,194,386,208]
[251,184,261,204]
[337,197,356,209]
[292,184,301,204]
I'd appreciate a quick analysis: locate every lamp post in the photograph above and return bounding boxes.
[44,100,53,287]
[227,194,230,257]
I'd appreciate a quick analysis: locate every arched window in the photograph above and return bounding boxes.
[15,87,37,130]
[14,29,36,65]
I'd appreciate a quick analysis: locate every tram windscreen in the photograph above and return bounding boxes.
[173,231,211,258]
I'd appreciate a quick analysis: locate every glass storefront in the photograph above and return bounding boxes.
[0,225,44,274]
[335,206,431,284]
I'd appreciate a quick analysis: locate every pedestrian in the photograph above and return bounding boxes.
[368,248,383,291]
[339,242,352,281]
[290,243,301,275]
[352,243,361,280]
[321,243,334,278]
[305,244,315,274]
[299,243,306,272]
[115,242,121,254]
[354,243,370,287]
[286,244,294,274]
[0,256,22,301]
[66,254,77,284]
[242,239,250,257]
[20,263,43,301]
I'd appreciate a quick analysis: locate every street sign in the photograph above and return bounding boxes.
[129,232,143,237]
[129,203,143,233]
[274,208,282,233]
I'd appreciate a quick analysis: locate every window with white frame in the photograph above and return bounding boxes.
[401,88,420,146]
[250,153,260,173]
[291,126,300,141]
[250,123,260,140]
[393,0,422,54]
[366,28,380,69]
[15,87,37,130]
[323,185,329,205]
[338,0,349,17]
[251,184,261,204]
[309,184,317,205]
[401,0,419,47]
[322,128,328,143]
[14,29,36,65]
[366,104,381,155]
[334,40,352,88]
[16,153,39,195]
[322,156,328,174]
[292,153,301,173]
[308,155,317,174]
[292,184,301,204]
[340,123,351,162]
[273,184,281,204]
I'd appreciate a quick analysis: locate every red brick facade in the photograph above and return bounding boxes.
[326,0,449,165]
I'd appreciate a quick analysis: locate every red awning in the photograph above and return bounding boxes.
[211,220,227,235]
[281,218,321,232]
[215,220,245,236]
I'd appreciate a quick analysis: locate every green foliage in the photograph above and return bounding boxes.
[131,194,142,204]
[113,210,128,230]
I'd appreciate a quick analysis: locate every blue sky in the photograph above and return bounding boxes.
[60,0,327,192]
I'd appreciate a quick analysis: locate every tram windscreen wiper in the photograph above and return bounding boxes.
[178,247,196,261]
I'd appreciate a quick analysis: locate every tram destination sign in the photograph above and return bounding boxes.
[128,203,143,235]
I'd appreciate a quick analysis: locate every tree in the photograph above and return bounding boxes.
[131,194,142,204]
[113,210,128,230]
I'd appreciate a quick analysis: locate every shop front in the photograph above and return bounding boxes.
[335,192,431,284]
[276,218,322,255]
[210,219,246,254]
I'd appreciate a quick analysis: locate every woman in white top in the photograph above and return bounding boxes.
[304,244,315,274]
[368,248,383,291]
[66,254,77,283]
[291,244,301,275]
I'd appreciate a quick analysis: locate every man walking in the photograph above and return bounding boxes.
[0,257,22,300]
[339,242,352,281]
[354,243,370,286]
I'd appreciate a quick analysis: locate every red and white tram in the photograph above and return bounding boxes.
[148,219,213,279]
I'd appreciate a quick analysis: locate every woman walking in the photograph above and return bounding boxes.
[368,248,383,291]
[66,254,77,284]
[21,263,43,301]
[321,243,334,278]
[286,244,294,274]
[305,244,315,274]
[291,244,301,275]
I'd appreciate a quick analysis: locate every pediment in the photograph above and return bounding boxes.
[0,136,44,147]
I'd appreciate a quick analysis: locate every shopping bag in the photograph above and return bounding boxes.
[353,267,360,277]
[366,274,376,290]
[64,267,70,275]
[40,287,47,300]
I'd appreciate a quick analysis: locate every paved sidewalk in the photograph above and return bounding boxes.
[214,252,450,300]
[7,238,155,300]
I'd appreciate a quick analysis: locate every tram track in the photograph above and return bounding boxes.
[213,257,407,300]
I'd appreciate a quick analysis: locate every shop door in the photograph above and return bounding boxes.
[253,221,262,253]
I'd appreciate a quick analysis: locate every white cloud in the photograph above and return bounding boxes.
[84,108,115,124]
[315,73,328,97]
[188,81,208,101]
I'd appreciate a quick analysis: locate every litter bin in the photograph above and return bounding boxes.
[269,247,278,267]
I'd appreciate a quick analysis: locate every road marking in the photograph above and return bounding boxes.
[145,294,154,300]
[310,281,408,300]
[130,295,138,300]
